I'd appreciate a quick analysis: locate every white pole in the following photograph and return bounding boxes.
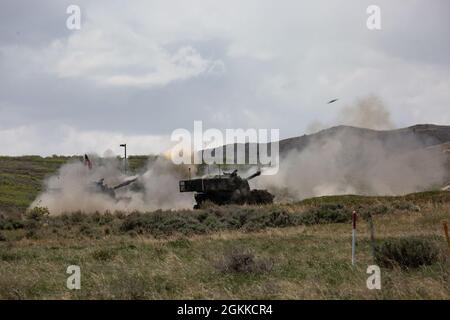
[120,143,127,173]
[352,211,357,265]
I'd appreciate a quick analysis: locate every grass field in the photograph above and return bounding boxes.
[0,156,449,299]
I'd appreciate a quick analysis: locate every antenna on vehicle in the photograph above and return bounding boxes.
[188,167,191,180]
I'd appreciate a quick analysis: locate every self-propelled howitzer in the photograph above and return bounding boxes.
[179,169,274,209]
[93,177,138,199]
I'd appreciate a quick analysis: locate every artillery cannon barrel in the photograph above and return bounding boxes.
[113,177,138,190]
[245,170,261,181]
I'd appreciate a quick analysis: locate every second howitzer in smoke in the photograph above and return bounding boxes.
[93,177,138,199]
[179,169,274,209]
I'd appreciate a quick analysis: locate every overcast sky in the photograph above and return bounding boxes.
[1,0,449,156]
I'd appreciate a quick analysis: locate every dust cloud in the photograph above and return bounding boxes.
[255,105,447,201]
[337,95,395,130]
[307,95,394,133]
[31,156,194,214]
[257,126,448,202]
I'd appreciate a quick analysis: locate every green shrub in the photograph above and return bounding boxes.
[24,219,39,230]
[0,217,24,230]
[298,204,351,225]
[25,229,38,239]
[25,206,49,221]
[269,210,293,226]
[61,211,88,225]
[0,252,21,262]
[90,212,114,225]
[79,223,95,237]
[359,204,390,219]
[375,237,440,269]
[167,238,191,249]
[92,248,117,261]
[393,201,420,212]
[119,205,351,236]
[119,211,207,236]
[216,247,273,274]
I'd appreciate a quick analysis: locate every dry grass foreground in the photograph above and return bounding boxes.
[0,192,450,299]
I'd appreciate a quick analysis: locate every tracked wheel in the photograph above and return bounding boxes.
[247,189,274,205]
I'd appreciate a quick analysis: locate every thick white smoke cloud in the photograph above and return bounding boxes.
[252,95,447,201]
[31,156,193,214]
[254,128,448,201]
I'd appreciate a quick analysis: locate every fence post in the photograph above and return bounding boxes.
[443,221,450,253]
[367,213,376,262]
[352,211,357,265]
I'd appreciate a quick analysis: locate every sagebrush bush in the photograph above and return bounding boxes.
[24,219,40,240]
[60,211,88,225]
[0,203,355,238]
[298,204,351,225]
[393,201,420,212]
[118,204,352,236]
[358,204,390,219]
[216,247,273,274]
[0,252,21,262]
[120,211,207,236]
[92,248,117,261]
[25,206,49,221]
[0,217,24,230]
[25,229,38,239]
[375,237,440,269]
[90,212,115,225]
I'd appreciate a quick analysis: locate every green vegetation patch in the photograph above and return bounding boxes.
[375,237,441,269]
[119,204,351,237]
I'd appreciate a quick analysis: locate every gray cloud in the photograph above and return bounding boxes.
[0,0,449,155]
